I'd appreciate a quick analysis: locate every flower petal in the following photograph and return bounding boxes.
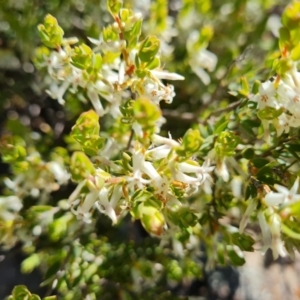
[290,177,299,195]
[274,184,289,195]
[265,192,285,206]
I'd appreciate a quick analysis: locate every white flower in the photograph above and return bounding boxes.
[258,210,286,259]
[126,151,151,190]
[73,191,98,224]
[258,210,272,254]
[0,196,23,221]
[95,186,123,224]
[132,121,143,138]
[162,84,175,104]
[187,31,217,85]
[88,35,125,53]
[215,159,229,182]
[46,80,70,105]
[47,162,70,185]
[189,49,217,85]
[273,113,292,136]
[269,213,287,259]
[142,160,169,199]
[87,88,107,117]
[177,160,214,185]
[265,177,300,206]
[151,70,184,81]
[231,176,243,199]
[252,80,278,110]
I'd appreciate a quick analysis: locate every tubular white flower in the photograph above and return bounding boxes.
[178,161,214,184]
[215,159,229,182]
[265,177,300,206]
[68,180,87,204]
[47,162,70,185]
[142,161,169,198]
[96,186,122,224]
[87,88,107,117]
[146,145,172,160]
[126,151,151,190]
[258,211,272,255]
[231,176,243,199]
[189,49,217,85]
[152,134,180,147]
[74,191,98,223]
[46,80,70,105]
[269,213,286,259]
[132,121,143,138]
[151,70,184,81]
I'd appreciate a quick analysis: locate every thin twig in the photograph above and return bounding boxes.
[201,99,242,125]
[163,46,253,124]
[162,99,242,124]
[126,129,134,150]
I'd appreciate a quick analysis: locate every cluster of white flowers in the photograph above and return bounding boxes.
[187,31,217,85]
[68,134,214,225]
[40,12,184,120]
[240,177,300,259]
[4,152,69,202]
[252,66,300,136]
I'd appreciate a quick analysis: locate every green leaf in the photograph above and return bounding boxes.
[138,36,160,62]
[124,18,143,48]
[252,158,269,168]
[91,53,103,71]
[291,43,300,61]
[71,110,104,156]
[30,295,41,300]
[175,129,203,159]
[0,135,26,163]
[132,98,161,138]
[257,107,283,120]
[107,0,123,16]
[21,254,40,274]
[120,8,130,21]
[285,144,300,152]
[29,206,53,213]
[227,246,245,266]
[215,131,240,157]
[44,260,62,281]
[274,58,293,76]
[245,183,257,199]
[282,224,300,240]
[238,76,249,97]
[38,15,64,48]
[231,233,255,251]
[71,44,93,70]
[48,217,68,241]
[279,27,291,52]
[282,2,300,30]
[70,151,96,182]
[12,285,31,299]
[251,80,261,94]
[242,147,254,159]
[176,207,198,228]
[102,25,119,42]
[145,56,160,70]
[217,244,226,265]
[214,121,229,135]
